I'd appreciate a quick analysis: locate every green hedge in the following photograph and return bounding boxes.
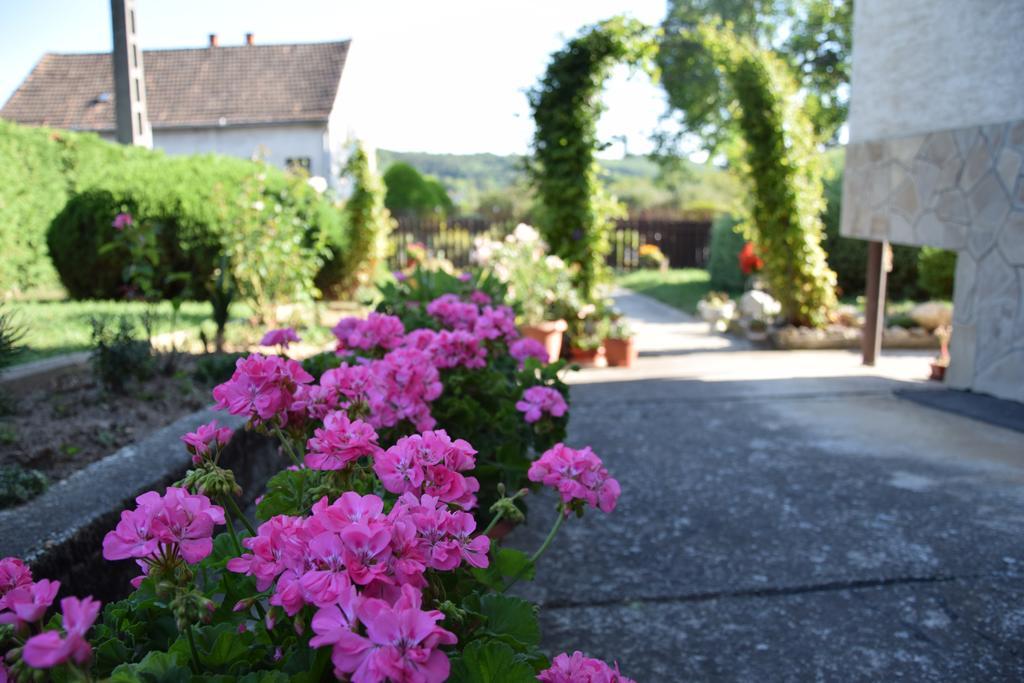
[707,213,747,292]
[917,246,956,300]
[0,120,346,298]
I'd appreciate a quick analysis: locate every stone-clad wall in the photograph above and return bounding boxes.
[841,119,1024,402]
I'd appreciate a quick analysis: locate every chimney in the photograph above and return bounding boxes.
[245,33,254,46]
[208,33,218,47]
[110,0,152,148]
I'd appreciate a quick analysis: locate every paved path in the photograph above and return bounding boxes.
[510,290,1024,681]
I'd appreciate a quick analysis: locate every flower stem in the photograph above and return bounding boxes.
[502,506,565,593]
[186,625,201,672]
[272,427,303,468]
[223,510,243,556]
[481,508,506,537]
[223,493,258,537]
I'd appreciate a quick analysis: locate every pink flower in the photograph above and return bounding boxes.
[431,330,487,370]
[510,338,549,367]
[0,557,32,608]
[180,420,233,462]
[474,305,518,343]
[528,444,621,514]
[426,294,478,331]
[102,488,225,575]
[333,313,405,354]
[22,596,101,669]
[306,411,382,471]
[469,290,492,306]
[366,348,442,432]
[261,327,301,349]
[515,386,568,424]
[457,272,472,283]
[0,579,60,628]
[212,354,313,424]
[112,212,133,230]
[326,584,456,683]
[374,430,479,509]
[537,651,636,683]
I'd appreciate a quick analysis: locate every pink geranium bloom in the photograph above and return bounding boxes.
[330,585,456,683]
[305,411,382,471]
[528,444,621,514]
[510,338,549,367]
[333,313,405,354]
[22,596,101,669]
[374,430,479,509]
[426,294,478,331]
[111,212,133,230]
[538,651,636,683]
[180,420,233,462]
[0,579,59,628]
[515,386,568,424]
[212,354,313,424]
[301,532,355,607]
[473,305,518,343]
[430,330,487,370]
[0,557,32,608]
[261,327,301,349]
[469,290,491,306]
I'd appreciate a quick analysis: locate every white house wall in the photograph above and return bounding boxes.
[840,0,1024,403]
[153,123,330,182]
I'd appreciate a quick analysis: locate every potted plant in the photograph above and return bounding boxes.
[697,291,736,332]
[604,319,636,368]
[472,223,577,362]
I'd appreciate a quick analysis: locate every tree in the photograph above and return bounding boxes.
[658,0,851,145]
[382,162,453,218]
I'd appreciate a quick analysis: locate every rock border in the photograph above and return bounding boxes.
[0,407,284,601]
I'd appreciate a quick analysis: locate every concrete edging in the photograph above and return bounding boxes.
[0,407,284,601]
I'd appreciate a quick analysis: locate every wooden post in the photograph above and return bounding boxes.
[862,240,890,366]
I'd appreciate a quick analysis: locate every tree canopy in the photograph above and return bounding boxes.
[382,162,454,218]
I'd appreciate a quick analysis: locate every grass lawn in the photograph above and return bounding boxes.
[616,268,723,315]
[5,300,221,365]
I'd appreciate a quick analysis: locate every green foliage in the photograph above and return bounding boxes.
[529,17,655,301]
[90,315,154,393]
[0,305,25,372]
[383,162,453,217]
[221,172,329,324]
[0,464,48,509]
[325,143,394,298]
[696,24,837,326]
[707,213,748,291]
[917,247,957,300]
[658,0,852,147]
[449,640,539,682]
[0,120,345,301]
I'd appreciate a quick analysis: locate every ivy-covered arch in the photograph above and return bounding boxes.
[694,23,836,327]
[528,18,656,302]
[531,18,837,326]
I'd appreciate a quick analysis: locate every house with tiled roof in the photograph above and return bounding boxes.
[1,35,355,190]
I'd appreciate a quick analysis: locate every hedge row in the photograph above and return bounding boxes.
[0,120,346,298]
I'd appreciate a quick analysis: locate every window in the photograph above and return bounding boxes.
[285,157,311,173]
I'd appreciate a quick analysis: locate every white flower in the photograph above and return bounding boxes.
[545,255,565,270]
[307,176,328,193]
[512,223,540,243]
[251,200,265,211]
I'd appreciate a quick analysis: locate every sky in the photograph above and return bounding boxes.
[0,0,677,156]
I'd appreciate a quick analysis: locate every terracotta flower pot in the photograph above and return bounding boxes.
[604,337,637,368]
[929,361,947,381]
[569,344,607,368]
[519,319,568,363]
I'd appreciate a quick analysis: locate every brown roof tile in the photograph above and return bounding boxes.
[0,40,349,131]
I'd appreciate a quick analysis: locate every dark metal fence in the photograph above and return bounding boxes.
[387,215,711,271]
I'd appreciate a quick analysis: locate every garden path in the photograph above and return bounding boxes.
[510,289,1024,681]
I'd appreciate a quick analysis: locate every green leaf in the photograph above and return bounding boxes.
[108,651,191,682]
[448,640,538,683]
[479,594,540,649]
[472,547,535,591]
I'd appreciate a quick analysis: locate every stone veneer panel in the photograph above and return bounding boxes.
[841,118,1024,403]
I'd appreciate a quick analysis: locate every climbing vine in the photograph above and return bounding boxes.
[529,18,656,302]
[695,23,837,327]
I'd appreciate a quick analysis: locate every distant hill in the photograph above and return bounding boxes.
[377,150,742,217]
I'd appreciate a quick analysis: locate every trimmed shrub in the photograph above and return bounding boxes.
[2,120,347,299]
[708,213,747,291]
[917,247,956,300]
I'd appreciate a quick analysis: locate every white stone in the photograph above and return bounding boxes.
[739,290,782,321]
[909,302,953,331]
[997,211,1024,264]
[973,349,1024,403]
[952,253,978,325]
[944,324,976,389]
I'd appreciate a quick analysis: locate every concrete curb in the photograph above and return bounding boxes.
[0,407,285,601]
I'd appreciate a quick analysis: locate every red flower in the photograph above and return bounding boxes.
[738,242,763,275]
